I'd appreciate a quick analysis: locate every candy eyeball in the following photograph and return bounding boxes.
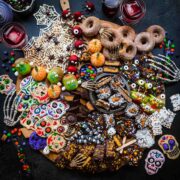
[145,83,153,89]
[74,29,79,35]
[124,65,129,71]
[145,105,150,111]
[160,94,166,99]
[131,83,137,89]
[134,59,139,65]
[137,79,145,86]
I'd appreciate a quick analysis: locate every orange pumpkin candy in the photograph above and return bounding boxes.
[32,66,47,81]
[90,52,105,67]
[48,85,61,99]
[88,39,102,53]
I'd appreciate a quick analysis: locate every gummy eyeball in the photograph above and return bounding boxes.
[145,83,153,89]
[131,83,137,89]
[160,94,166,99]
[137,79,145,86]
[124,65,129,71]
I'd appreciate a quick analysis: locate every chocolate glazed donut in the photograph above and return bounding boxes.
[118,26,136,41]
[135,32,155,52]
[100,28,121,49]
[80,16,101,37]
[147,25,165,44]
[119,40,137,61]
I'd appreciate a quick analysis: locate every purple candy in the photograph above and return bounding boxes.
[163,143,169,151]
[29,132,47,150]
[169,139,175,146]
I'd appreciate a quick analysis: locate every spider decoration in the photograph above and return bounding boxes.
[83,1,95,13]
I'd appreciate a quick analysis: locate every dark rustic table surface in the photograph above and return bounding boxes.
[0,0,180,180]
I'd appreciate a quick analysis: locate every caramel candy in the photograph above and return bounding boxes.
[103,66,119,73]
[105,60,121,66]
[113,135,122,147]
[93,145,105,161]
[106,140,116,158]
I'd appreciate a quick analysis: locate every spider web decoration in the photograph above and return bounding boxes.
[33,4,59,26]
[23,16,81,72]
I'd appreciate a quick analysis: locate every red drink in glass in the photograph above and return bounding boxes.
[119,0,146,25]
[1,22,28,48]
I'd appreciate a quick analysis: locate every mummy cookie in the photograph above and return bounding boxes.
[125,103,139,117]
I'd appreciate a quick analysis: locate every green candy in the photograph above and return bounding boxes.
[10,57,15,62]
[12,67,16,72]
[63,74,78,91]
[171,44,175,48]
[7,133,11,137]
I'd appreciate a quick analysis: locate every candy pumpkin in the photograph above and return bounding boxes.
[32,66,47,81]
[88,39,102,53]
[90,52,105,67]
[48,84,61,99]
[47,67,64,84]
[15,58,31,76]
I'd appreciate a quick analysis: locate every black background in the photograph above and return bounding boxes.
[0,0,180,180]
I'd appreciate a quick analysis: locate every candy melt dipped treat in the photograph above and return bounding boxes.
[47,67,63,84]
[62,74,80,91]
[14,58,31,76]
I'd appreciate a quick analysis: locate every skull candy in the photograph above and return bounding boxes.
[145,149,165,175]
[158,134,180,160]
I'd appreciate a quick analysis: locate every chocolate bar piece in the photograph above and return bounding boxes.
[103,66,119,73]
[96,99,110,110]
[105,60,121,67]
[93,145,105,161]
[106,140,116,158]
